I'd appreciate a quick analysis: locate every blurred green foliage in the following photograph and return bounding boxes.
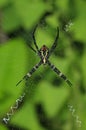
[0,0,86,130]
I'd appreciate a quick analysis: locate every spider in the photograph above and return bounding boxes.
[16,25,72,87]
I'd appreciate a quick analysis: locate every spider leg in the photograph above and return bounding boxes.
[27,44,37,53]
[47,60,72,87]
[49,27,59,57]
[16,60,42,86]
[32,24,39,52]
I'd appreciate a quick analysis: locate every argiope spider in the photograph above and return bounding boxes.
[16,25,72,87]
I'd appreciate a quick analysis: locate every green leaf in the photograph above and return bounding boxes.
[72,0,86,42]
[11,103,46,130]
[46,14,59,28]
[0,38,28,117]
[36,27,54,48]
[36,81,69,117]
[81,48,86,87]
[0,124,8,130]
[2,5,20,32]
[13,0,48,29]
[0,0,8,8]
[56,0,69,11]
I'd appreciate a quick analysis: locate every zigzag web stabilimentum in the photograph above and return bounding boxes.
[2,85,27,129]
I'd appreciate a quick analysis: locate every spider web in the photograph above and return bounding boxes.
[2,19,74,130]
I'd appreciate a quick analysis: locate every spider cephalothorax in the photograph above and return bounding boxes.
[40,45,49,64]
[16,25,72,87]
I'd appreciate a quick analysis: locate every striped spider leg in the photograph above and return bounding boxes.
[47,60,72,87]
[47,27,72,87]
[16,25,41,86]
[16,61,42,86]
[16,25,72,87]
